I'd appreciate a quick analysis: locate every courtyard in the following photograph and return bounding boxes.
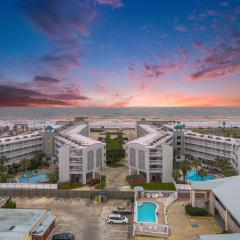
[14,197,133,240]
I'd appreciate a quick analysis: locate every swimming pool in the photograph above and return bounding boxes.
[137,202,158,223]
[18,173,49,183]
[187,170,215,182]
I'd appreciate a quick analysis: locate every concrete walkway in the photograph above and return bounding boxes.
[104,166,130,190]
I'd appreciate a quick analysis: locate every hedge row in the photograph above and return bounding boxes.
[185,204,208,216]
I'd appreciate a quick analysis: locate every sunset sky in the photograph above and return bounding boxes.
[0,0,240,107]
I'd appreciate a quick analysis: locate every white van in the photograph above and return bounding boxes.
[106,214,128,224]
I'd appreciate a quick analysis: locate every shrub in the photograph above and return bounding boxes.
[220,230,232,234]
[58,182,84,189]
[143,182,176,191]
[185,204,208,216]
[3,198,16,208]
[126,174,146,187]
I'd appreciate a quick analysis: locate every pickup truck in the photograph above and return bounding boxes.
[112,206,132,215]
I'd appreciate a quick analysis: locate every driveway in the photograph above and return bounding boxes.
[103,166,130,190]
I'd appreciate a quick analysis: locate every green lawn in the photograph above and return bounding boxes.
[58,182,85,189]
[142,182,176,191]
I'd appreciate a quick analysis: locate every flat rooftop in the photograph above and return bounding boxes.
[130,124,172,146]
[59,123,101,147]
[0,208,48,240]
[184,131,240,144]
[0,131,41,144]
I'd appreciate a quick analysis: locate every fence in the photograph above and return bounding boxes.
[0,188,134,199]
[172,178,191,191]
[0,183,58,189]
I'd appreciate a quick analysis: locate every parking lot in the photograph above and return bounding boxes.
[14,197,133,240]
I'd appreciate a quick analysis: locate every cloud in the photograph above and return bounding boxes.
[40,53,81,72]
[174,24,187,32]
[0,85,68,106]
[110,96,133,107]
[95,0,124,8]
[0,74,90,106]
[33,76,60,83]
[129,48,189,88]
[19,0,97,40]
[189,32,240,81]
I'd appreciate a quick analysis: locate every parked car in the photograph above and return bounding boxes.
[112,206,132,215]
[87,178,100,186]
[106,214,128,224]
[52,232,75,240]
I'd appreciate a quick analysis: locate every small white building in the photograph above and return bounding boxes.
[55,123,106,184]
[126,124,173,183]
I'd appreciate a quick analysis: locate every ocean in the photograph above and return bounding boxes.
[0,107,240,120]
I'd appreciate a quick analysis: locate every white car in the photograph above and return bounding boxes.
[106,214,128,224]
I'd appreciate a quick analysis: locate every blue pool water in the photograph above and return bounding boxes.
[187,170,215,182]
[18,173,49,183]
[137,202,157,223]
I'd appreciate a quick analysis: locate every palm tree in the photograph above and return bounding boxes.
[20,159,31,172]
[0,156,7,172]
[191,158,201,174]
[180,160,191,183]
[198,168,208,181]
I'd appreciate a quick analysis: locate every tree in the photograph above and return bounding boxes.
[2,198,16,208]
[172,170,182,183]
[48,172,59,183]
[20,159,31,172]
[191,158,201,174]
[0,156,7,172]
[0,171,9,183]
[179,160,191,183]
[198,168,208,181]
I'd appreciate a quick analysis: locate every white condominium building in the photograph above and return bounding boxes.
[126,124,173,183]
[0,132,43,166]
[184,131,240,172]
[55,123,106,184]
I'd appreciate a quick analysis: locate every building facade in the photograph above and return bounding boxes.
[126,124,173,183]
[184,131,240,173]
[55,123,106,184]
[0,132,43,167]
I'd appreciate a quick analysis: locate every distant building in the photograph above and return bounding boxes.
[55,122,106,184]
[0,132,43,167]
[184,131,240,173]
[126,123,173,183]
[191,175,240,233]
[165,122,240,173]
[0,208,55,240]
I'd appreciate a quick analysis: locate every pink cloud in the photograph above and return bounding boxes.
[189,32,240,81]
